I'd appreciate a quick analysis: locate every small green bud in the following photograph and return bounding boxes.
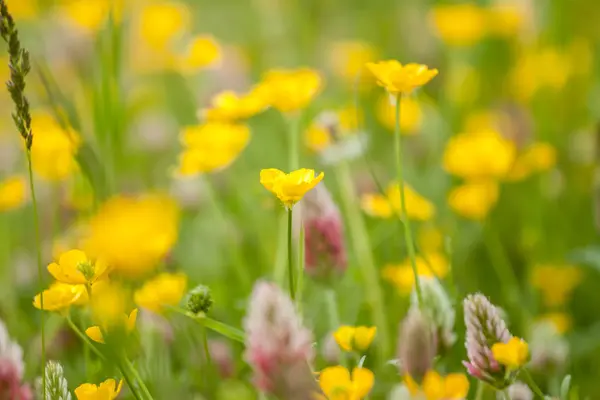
[186,285,213,314]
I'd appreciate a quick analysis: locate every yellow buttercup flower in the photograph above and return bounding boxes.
[538,312,572,335]
[86,308,138,344]
[329,40,378,82]
[201,89,267,121]
[507,142,557,181]
[382,253,448,295]
[491,337,529,369]
[486,5,524,38]
[257,68,322,113]
[376,95,423,134]
[333,326,377,352]
[260,168,324,208]
[448,180,499,221]
[90,282,129,328]
[429,4,487,47]
[318,366,374,400]
[178,35,222,73]
[366,61,438,95]
[139,1,190,50]
[305,124,332,153]
[177,122,250,176]
[443,130,516,180]
[405,370,470,400]
[134,272,187,313]
[48,249,108,286]
[74,378,123,400]
[0,176,27,212]
[33,282,87,312]
[361,183,435,221]
[61,0,123,32]
[83,194,180,278]
[5,0,37,20]
[531,264,582,307]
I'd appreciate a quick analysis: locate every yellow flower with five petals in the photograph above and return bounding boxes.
[260,168,324,208]
[366,61,438,95]
[74,378,123,400]
[318,366,374,400]
[333,326,377,352]
[256,68,322,113]
[48,249,108,286]
[33,282,87,312]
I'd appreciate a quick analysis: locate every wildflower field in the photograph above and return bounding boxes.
[0,0,599,399]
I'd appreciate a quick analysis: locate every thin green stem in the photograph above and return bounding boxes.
[393,93,422,306]
[116,357,144,400]
[123,357,154,400]
[502,389,511,400]
[200,321,213,392]
[26,150,45,396]
[65,315,105,360]
[287,114,300,170]
[287,208,295,301]
[325,289,346,368]
[474,381,486,400]
[297,222,305,312]
[521,368,546,399]
[169,306,245,343]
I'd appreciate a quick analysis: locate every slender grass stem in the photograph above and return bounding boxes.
[287,208,295,301]
[65,315,105,360]
[474,381,486,400]
[116,357,144,400]
[297,222,305,312]
[200,321,213,392]
[123,357,154,400]
[502,389,511,400]
[393,93,422,306]
[169,306,245,343]
[324,289,346,368]
[521,368,546,399]
[287,114,300,170]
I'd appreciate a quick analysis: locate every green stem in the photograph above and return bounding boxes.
[287,114,300,170]
[393,93,422,306]
[521,368,546,399]
[169,307,245,343]
[26,150,45,396]
[116,357,144,400]
[123,357,154,400]
[287,208,295,301]
[65,315,105,360]
[297,222,305,312]
[324,289,346,368]
[200,320,213,393]
[474,381,486,400]
[502,389,511,400]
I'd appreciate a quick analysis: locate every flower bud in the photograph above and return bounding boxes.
[397,309,435,382]
[186,284,213,314]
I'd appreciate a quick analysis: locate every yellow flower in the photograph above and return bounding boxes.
[318,366,374,400]
[376,95,423,134]
[448,180,499,221]
[61,0,123,32]
[178,35,221,73]
[257,68,322,113]
[90,282,129,328]
[366,61,438,95]
[33,282,87,312]
[83,195,179,278]
[531,264,582,307]
[0,176,27,212]
[511,48,572,102]
[333,326,377,352]
[383,253,449,295]
[491,337,529,369]
[47,249,108,286]
[329,40,378,82]
[507,143,557,181]
[5,0,37,20]
[177,122,250,176]
[139,1,190,50]
[304,106,361,153]
[361,183,435,221]
[429,4,487,47]
[305,124,332,153]
[486,5,524,38]
[201,89,267,121]
[538,312,572,335]
[134,272,187,313]
[418,226,444,253]
[443,130,516,180]
[74,378,123,400]
[260,168,324,208]
[405,370,470,400]
[86,308,138,344]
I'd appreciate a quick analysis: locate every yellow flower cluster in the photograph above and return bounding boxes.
[333,326,377,352]
[382,253,448,295]
[404,370,470,400]
[361,182,435,221]
[318,366,374,400]
[260,168,324,209]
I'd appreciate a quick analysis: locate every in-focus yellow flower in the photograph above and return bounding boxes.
[48,249,108,286]
[333,326,377,352]
[83,195,179,278]
[448,180,499,221]
[61,0,123,32]
[376,95,423,134]
[361,183,435,221]
[318,366,374,400]
[0,176,27,212]
[260,168,324,208]
[33,282,87,312]
[405,370,470,400]
[201,89,267,121]
[134,272,187,313]
[86,308,138,344]
[366,61,438,95]
[531,264,582,307]
[177,122,250,176]
[329,40,378,82]
[382,253,448,295]
[507,143,557,181]
[491,337,529,369]
[139,1,190,50]
[443,130,516,180]
[74,378,123,400]
[429,4,487,47]
[486,5,524,37]
[257,68,322,113]
[178,35,221,73]
[538,312,572,335]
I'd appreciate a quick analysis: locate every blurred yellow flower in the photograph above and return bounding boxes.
[383,253,448,295]
[429,4,487,47]
[139,1,190,50]
[304,106,361,153]
[177,122,250,176]
[507,142,557,181]
[366,61,438,95]
[486,5,524,37]
[86,308,138,344]
[83,194,180,278]
[448,180,499,221]
[305,124,332,153]
[178,35,221,73]
[134,272,187,313]
[418,226,444,253]
[260,168,324,208]
[538,312,572,335]
[376,95,423,134]
[61,0,123,32]
[329,40,378,82]
[318,366,374,400]
[491,337,529,369]
[405,370,470,400]
[0,176,27,212]
[333,326,377,352]
[512,48,572,102]
[33,282,86,312]
[90,282,129,328]
[48,249,108,286]
[201,89,267,121]
[443,130,516,180]
[257,68,322,113]
[361,183,435,221]
[74,378,123,400]
[531,264,582,307]
[5,0,37,20]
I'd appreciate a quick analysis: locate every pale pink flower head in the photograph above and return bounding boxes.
[0,321,31,400]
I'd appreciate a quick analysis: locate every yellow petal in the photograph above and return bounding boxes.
[351,367,375,398]
[333,326,355,352]
[127,308,138,332]
[444,373,470,399]
[319,366,352,397]
[85,326,105,344]
[422,370,445,400]
[353,326,376,351]
[260,169,285,192]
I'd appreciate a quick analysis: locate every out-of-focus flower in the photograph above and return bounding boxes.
[317,366,374,400]
[85,309,138,344]
[404,370,469,400]
[443,130,516,180]
[74,379,123,400]
[333,326,377,353]
[42,361,71,400]
[60,0,123,33]
[209,339,235,379]
[448,180,499,221]
[139,1,190,50]
[486,5,524,38]
[529,320,569,372]
[47,250,108,286]
[507,143,557,181]
[397,309,435,382]
[83,194,179,278]
[499,382,533,400]
[328,40,378,83]
[134,272,187,314]
[90,282,129,328]
[257,68,322,113]
[260,168,324,209]
[376,95,423,134]
[429,4,486,47]
[201,89,267,121]
[537,312,571,335]
[33,282,86,312]
[383,253,448,295]
[491,337,529,370]
[0,320,31,400]
[417,226,444,253]
[531,264,582,307]
[177,122,250,176]
[0,176,27,212]
[243,281,319,399]
[361,182,435,221]
[5,0,37,20]
[178,35,221,73]
[511,48,572,102]
[366,61,438,95]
